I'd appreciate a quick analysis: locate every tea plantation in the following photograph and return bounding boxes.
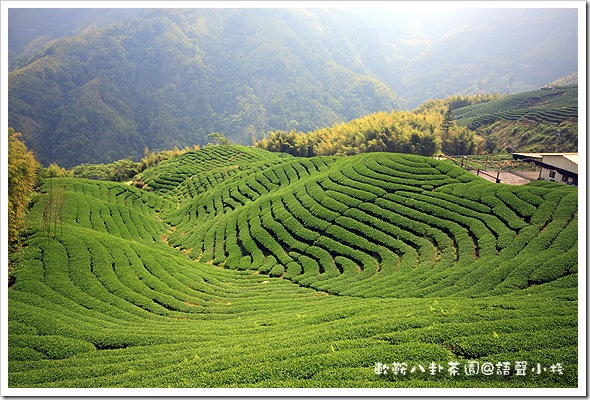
[8,145,578,389]
[453,86,577,130]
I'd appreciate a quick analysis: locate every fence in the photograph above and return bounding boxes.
[439,154,501,183]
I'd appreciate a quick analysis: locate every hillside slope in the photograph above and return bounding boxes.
[453,86,577,130]
[8,146,578,388]
[452,86,578,153]
[160,147,577,298]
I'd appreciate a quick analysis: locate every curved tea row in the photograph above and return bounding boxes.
[164,152,577,298]
[453,86,577,130]
[139,145,292,195]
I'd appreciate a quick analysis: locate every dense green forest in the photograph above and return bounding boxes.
[8,144,578,389]
[8,8,578,167]
[8,9,400,167]
[7,128,38,269]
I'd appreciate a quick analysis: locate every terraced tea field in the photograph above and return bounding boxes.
[8,145,579,390]
[453,86,577,130]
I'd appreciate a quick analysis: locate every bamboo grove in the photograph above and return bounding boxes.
[254,97,495,158]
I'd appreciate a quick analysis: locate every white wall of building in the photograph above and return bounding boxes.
[538,154,578,185]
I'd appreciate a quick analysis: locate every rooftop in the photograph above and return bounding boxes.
[512,152,578,165]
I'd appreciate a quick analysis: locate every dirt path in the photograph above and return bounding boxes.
[476,170,539,185]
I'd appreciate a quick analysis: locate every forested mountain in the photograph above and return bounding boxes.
[8,7,578,167]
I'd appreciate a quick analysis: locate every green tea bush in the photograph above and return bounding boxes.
[10,335,96,360]
[269,264,285,277]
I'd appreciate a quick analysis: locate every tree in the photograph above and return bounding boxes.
[205,132,230,146]
[420,133,439,156]
[8,128,38,267]
[40,179,65,238]
[41,163,71,178]
[441,108,455,137]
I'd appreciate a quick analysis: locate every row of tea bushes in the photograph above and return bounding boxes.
[160,151,577,298]
[139,145,292,194]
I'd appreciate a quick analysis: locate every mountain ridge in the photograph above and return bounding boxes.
[8,7,578,167]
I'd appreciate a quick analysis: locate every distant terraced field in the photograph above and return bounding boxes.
[453,86,577,130]
[8,145,578,389]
